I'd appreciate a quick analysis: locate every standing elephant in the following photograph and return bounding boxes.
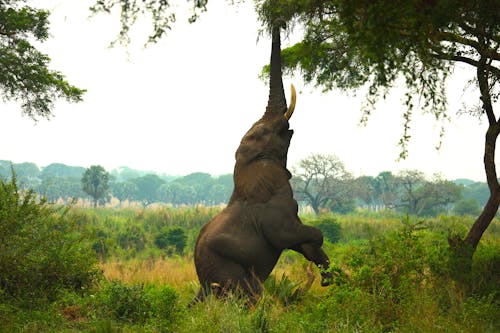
[193,24,332,303]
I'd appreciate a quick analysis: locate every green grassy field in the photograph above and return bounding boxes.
[1,203,499,332]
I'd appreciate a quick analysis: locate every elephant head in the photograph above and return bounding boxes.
[193,24,331,305]
[231,25,296,204]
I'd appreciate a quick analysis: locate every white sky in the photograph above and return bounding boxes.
[1,0,495,181]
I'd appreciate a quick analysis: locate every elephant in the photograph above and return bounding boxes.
[192,24,332,304]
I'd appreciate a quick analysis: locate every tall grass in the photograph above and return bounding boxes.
[2,206,499,332]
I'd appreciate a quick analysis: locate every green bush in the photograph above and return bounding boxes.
[453,198,482,216]
[96,280,181,327]
[0,175,100,301]
[155,226,187,254]
[315,217,342,243]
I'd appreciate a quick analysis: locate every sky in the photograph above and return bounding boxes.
[1,0,496,181]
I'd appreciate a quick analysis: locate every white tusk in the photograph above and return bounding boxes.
[284,84,296,120]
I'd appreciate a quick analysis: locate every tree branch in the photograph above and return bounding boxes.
[431,51,500,79]
[434,31,500,61]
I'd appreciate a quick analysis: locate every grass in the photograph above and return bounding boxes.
[2,207,499,332]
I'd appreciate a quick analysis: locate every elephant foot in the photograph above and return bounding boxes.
[320,272,334,286]
[321,277,332,286]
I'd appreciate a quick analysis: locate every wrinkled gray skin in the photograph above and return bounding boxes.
[193,26,332,303]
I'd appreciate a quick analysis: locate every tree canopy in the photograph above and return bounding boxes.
[254,0,499,256]
[0,0,85,119]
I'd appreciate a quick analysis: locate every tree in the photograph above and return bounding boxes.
[416,175,462,216]
[0,0,84,119]
[110,181,138,207]
[131,174,165,207]
[157,182,196,206]
[373,171,400,209]
[81,165,110,208]
[454,198,482,216]
[396,170,462,216]
[174,172,214,204]
[257,0,499,258]
[41,163,85,180]
[12,162,40,189]
[396,170,427,215]
[291,154,354,215]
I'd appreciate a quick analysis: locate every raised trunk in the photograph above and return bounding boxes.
[264,25,287,119]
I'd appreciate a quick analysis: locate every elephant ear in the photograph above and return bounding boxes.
[233,161,290,203]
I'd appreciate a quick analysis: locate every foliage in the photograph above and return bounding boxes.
[130,173,165,207]
[453,198,482,216]
[0,174,99,301]
[155,226,188,254]
[0,0,84,119]
[1,206,499,331]
[308,215,342,243]
[257,0,500,253]
[95,280,182,327]
[81,165,110,208]
[90,0,209,46]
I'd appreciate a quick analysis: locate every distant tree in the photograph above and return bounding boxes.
[207,184,230,205]
[12,162,40,189]
[416,175,462,216]
[39,177,63,203]
[41,163,85,180]
[372,171,400,209]
[0,0,84,119]
[395,171,462,216]
[353,175,376,208]
[291,154,354,215]
[0,160,10,178]
[110,167,148,182]
[454,198,482,216]
[131,174,165,207]
[396,170,427,215]
[462,182,490,207]
[175,172,214,204]
[110,181,138,206]
[81,165,110,208]
[157,182,196,206]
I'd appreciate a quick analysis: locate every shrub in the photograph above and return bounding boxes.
[453,198,482,216]
[117,223,147,252]
[0,175,100,301]
[96,280,181,327]
[155,226,187,254]
[316,217,342,243]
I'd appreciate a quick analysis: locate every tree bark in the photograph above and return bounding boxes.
[449,57,500,258]
[463,124,500,250]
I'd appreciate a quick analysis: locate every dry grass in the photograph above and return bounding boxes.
[101,256,197,289]
[100,252,328,299]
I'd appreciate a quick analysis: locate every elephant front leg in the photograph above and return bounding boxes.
[291,243,333,286]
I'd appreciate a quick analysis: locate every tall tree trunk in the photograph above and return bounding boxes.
[449,57,500,262]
